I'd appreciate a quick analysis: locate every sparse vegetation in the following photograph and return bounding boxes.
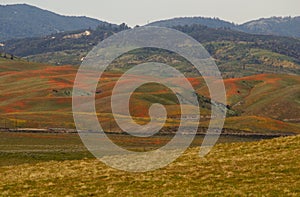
[0,135,299,196]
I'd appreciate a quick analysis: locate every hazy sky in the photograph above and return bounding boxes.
[0,0,299,26]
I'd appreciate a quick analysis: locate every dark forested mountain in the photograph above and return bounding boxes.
[4,24,300,63]
[148,16,300,38]
[3,23,129,56]
[173,25,300,62]
[0,4,114,41]
[2,23,130,65]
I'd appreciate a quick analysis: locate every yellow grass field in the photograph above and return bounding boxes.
[1,135,299,196]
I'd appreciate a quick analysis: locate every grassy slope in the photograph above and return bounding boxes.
[0,132,268,167]
[223,74,300,121]
[205,42,300,78]
[25,43,300,78]
[0,135,299,196]
[198,74,300,134]
[0,58,299,134]
[0,58,76,128]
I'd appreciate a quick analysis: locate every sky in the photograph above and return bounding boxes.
[0,0,299,27]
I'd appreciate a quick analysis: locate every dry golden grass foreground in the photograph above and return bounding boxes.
[0,135,300,196]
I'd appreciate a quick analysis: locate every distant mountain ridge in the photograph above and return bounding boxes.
[148,16,300,38]
[1,4,299,41]
[239,16,300,38]
[148,17,236,29]
[0,4,114,41]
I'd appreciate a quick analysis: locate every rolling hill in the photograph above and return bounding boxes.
[0,4,115,41]
[2,24,300,78]
[0,58,299,135]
